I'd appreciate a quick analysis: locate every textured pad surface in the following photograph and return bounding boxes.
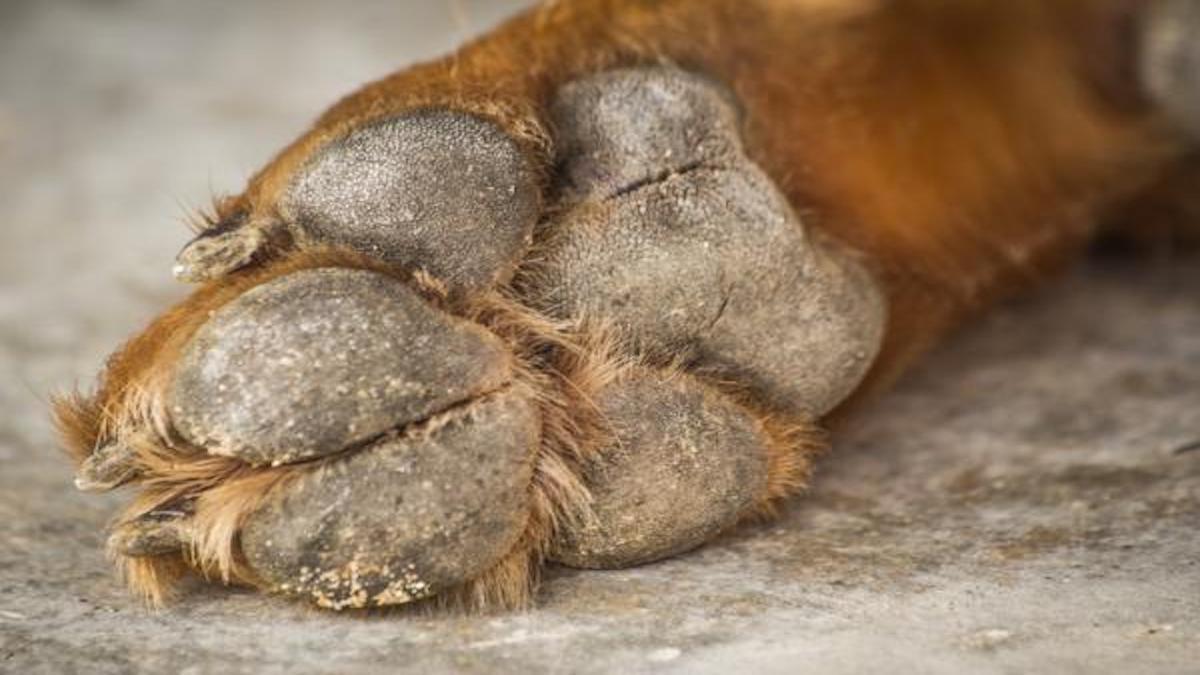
[550,67,742,201]
[526,67,886,417]
[242,390,540,609]
[550,369,768,569]
[282,111,541,291]
[169,268,512,465]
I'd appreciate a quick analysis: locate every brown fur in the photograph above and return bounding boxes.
[55,0,1195,608]
[234,0,1182,383]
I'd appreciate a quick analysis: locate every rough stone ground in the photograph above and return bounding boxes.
[1,1,1197,673]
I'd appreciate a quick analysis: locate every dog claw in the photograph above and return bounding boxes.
[109,505,194,557]
[75,437,142,493]
[174,222,270,282]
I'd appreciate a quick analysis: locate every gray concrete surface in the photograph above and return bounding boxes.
[1,1,1198,673]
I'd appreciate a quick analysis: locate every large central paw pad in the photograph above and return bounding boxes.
[526,68,885,416]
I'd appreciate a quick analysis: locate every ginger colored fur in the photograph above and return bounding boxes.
[54,0,1193,607]
[234,0,1181,385]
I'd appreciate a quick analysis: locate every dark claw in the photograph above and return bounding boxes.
[173,222,270,282]
[109,504,195,557]
[75,437,142,493]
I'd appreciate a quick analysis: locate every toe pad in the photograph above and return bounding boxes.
[282,111,541,291]
[241,390,540,609]
[550,370,768,569]
[169,268,513,465]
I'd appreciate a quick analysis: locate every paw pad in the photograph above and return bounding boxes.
[282,111,541,291]
[526,67,885,416]
[550,369,769,569]
[170,268,513,465]
[241,390,540,609]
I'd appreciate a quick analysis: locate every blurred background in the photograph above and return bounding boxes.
[1,3,1197,673]
[0,0,530,437]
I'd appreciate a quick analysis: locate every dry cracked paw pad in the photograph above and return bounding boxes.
[72,67,885,610]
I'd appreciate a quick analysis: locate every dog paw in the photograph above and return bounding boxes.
[63,66,884,610]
